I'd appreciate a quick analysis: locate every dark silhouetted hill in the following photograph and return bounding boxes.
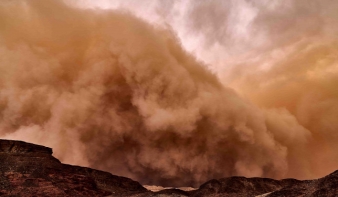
[1,139,338,197]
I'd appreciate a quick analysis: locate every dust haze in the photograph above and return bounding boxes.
[0,0,337,187]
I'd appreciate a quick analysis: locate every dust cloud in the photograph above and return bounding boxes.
[0,0,336,187]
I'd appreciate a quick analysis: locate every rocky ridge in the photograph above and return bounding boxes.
[0,139,338,197]
[0,140,148,197]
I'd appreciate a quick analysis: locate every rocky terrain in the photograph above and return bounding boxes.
[0,139,338,197]
[0,140,149,197]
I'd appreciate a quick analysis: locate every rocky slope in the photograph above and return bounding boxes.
[0,140,149,197]
[187,175,338,197]
[0,139,338,197]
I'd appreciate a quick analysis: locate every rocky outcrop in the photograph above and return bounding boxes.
[186,172,338,197]
[0,140,149,197]
[147,171,338,197]
[1,139,338,197]
[265,171,338,197]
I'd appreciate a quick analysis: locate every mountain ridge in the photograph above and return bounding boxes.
[0,139,337,197]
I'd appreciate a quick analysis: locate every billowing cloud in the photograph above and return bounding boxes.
[0,0,336,188]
